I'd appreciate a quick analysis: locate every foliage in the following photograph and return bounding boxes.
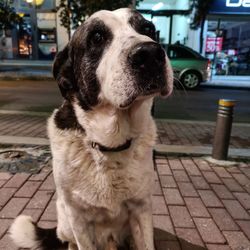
[0,0,22,31]
[190,0,213,29]
[190,0,213,53]
[57,0,142,37]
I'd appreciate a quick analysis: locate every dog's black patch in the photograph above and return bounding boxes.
[55,101,84,131]
[53,18,113,111]
[129,10,156,41]
[35,225,68,250]
[53,45,77,100]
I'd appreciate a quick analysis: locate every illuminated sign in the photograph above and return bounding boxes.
[226,0,250,7]
[205,37,223,53]
[210,0,250,14]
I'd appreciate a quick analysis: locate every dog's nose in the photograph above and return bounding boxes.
[128,42,166,70]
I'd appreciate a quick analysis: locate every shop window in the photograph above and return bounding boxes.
[206,20,250,76]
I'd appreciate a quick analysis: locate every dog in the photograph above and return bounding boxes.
[10,8,173,250]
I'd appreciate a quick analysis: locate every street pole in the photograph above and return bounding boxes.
[30,0,39,59]
[212,99,236,161]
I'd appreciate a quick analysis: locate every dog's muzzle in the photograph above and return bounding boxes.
[128,42,167,93]
[128,42,165,70]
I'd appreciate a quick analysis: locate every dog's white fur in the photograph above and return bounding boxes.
[9,215,39,249]
[10,8,173,250]
[95,9,173,109]
[48,98,157,250]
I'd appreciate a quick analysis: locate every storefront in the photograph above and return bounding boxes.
[1,0,58,60]
[137,0,191,47]
[205,0,250,78]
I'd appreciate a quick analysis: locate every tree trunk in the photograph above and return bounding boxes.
[199,17,205,54]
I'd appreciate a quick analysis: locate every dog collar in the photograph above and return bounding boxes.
[91,139,132,152]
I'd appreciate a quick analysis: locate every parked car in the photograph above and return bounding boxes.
[164,44,211,89]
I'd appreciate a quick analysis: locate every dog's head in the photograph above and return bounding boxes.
[53,8,173,110]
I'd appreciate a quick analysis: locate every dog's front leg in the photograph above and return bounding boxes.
[65,206,96,250]
[130,198,155,250]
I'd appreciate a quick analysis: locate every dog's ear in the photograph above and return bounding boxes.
[53,45,76,99]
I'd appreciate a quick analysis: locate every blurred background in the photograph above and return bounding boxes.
[0,0,250,83]
[0,0,249,121]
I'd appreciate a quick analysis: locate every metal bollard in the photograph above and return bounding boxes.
[212,99,236,161]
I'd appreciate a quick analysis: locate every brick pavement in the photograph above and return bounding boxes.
[0,156,250,249]
[1,113,250,148]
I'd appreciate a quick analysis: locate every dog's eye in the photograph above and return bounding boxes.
[91,32,104,45]
[140,22,156,40]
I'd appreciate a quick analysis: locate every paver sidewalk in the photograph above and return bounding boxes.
[1,113,250,148]
[0,156,250,249]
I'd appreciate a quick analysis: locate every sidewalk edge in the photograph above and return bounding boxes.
[154,144,250,159]
[0,136,49,146]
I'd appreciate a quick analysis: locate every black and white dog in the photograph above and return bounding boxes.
[10,8,173,250]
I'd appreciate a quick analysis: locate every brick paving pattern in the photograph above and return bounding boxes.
[156,120,250,148]
[0,114,47,138]
[0,156,250,249]
[1,114,250,148]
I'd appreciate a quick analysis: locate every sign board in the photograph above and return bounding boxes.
[210,0,250,14]
[205,37,224,53]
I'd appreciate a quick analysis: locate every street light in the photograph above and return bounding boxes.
[26,0,44,6]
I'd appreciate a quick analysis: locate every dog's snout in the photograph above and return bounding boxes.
[128,42,166,70]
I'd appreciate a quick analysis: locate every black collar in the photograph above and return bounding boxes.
[91,139,132,152]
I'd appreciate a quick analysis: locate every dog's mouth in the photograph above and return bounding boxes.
[119,82,170,109]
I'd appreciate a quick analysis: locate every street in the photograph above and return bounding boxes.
[0,80,249,123]
[0,80,61,113]
[155,87,250,123]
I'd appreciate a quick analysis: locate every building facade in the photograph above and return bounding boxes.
[137,0,250,81]
[1,0,250,84]
[0,0,68,60]
[204,0,250,79]
[137,0,198,49]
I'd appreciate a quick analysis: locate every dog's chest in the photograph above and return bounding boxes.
[67,155,154,217]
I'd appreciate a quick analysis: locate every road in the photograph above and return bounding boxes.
[0,80,249,123]
[0,80,61,113]
[154,87,250,123]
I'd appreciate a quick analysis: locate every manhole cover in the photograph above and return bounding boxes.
[0,147,51,174]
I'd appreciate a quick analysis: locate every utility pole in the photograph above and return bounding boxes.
[26,0,39,59]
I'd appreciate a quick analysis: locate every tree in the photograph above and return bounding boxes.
[190,0,213,53]
[0,1,22,33]
[57,0,142,39]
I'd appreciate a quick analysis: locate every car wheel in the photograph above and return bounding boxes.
[181,71,201,89]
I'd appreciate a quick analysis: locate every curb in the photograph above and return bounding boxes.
[0,136,49,146]
[0,75,53,81]
[0,136,249,160]
[154,144,250,159]
[201,82,250,90]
